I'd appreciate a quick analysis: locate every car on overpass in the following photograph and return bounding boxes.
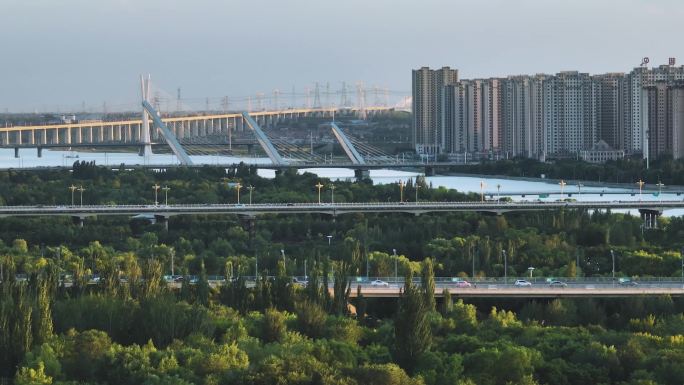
[514,279,532,287]
[370,279,389,287]
[548,280,568,288]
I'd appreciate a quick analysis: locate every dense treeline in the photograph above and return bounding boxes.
[2,165,684,384]
[5,252,684,384]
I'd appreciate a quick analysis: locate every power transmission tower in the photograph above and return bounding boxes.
[305,87,312,108]
[256,93,264,110]
[313,82,321,108]
[176,88,182,112]
[325,82,330,107]
[221,96,229,112]
[205,97,210,112]
[273,89,280,110]
[356,82,367,119]
[340,82,349,107]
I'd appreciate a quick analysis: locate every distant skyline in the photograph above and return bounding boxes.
[1,0,682,112]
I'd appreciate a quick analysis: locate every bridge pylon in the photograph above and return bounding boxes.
[140,75,153,157]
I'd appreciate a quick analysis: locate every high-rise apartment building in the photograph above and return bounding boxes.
[645,81,684,159]
[413,61,684,162]
[593,73,625,150]
[543,71,596,155]
[412,66,458,155]
[500,75,545,159]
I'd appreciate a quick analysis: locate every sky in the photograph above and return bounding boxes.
[1,0,682,112]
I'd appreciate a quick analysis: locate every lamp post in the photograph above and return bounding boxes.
[162,185,170,206]
[480,180,486,202]
[559,180,567,199]
[330,184,335,204]
[235,182,242,204]
[69,185,77,206]
[393,248,398,284]
[656,180,665,200]
[326,235,332,246]
[315,182,324,204]
[502,249,508,284]
[247,185,255,204]
[497,184,501,201]
[152,184,160,206]
[578,182,584,197]
[78,186,85,206]
[398,180,404,202]
[637,179,645,201]
[610,249,615,285]
[415,184,420,203]
[280,249,285,269]
[528,267,535,279]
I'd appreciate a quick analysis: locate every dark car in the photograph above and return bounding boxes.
[549,280,567,288]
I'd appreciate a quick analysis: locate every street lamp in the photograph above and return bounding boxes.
[326,235,332,246]
[68,185,77,206]
[281,249,285,267]
[315,182,324,204]
[480,180,486,202]
[497,184,502,201]
[152,184,160,206]
[393,248,398,284]
[559,180,567,199]
[78,186,85,206]
[398,180,405,202]
[330,184,335,204]
[415,184,420,203]
[578,182,584,197]
[656,180,665,200]
[636,179,645,201]
[502,249,508,284]
[162,185,170,206]
[235,182,242,204]
[247,185,255,204]
[528,267,535,279]
[610,249,615,285]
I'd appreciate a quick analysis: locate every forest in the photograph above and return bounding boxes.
[2,164,684,384]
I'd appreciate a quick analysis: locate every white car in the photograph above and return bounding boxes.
[514,279,532,287]
[370,279,389,287]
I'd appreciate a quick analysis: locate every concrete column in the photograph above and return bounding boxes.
[41,130,47,145]
[18,130,23,145]
[30,130,35,145]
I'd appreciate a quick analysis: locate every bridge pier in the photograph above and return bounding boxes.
[37,147,42,158]
[424,166,435,176]
[154,214,170,231]
[639,209,662,229]
[354,168,370,181]
[14,147,19,158]
[71,216,85,228]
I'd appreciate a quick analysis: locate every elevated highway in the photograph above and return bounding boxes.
[0,200,682,219]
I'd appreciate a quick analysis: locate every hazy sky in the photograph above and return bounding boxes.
[1,0,682,112]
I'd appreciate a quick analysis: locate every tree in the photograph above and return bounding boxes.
[14,361,52,385]
[421,258,436,312]
[262,307,286,343]
[394,270,431,374]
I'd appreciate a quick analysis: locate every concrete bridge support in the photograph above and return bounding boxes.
[354,168,370,181]
[639,209,662,229]
[154,214,170,231]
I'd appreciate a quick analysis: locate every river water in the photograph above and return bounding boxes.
[3,149,683,216]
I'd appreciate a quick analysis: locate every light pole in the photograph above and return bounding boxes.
[415,184,420,203]
[528,267,535,279]
[637,179,645,201]
[78,186,85,206]
[656,180,665,200]
[162,185,170,206]
[559,180,567,199]
[577,182,583,197]
[330,184,335,204]
[247,185,255,204]
[480,181,486,202]
[69,185,77,206]
[315,182,324,204]
[235,182,242,204]
[497,184,501,201]
[393,248,398,284]
[326,235,332,246]
[398,180,404,202]
[304,259,307,279]
[281,249,285,270]
[152,184,160,206]
[610,249,615,285]
[502,249,507,284]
